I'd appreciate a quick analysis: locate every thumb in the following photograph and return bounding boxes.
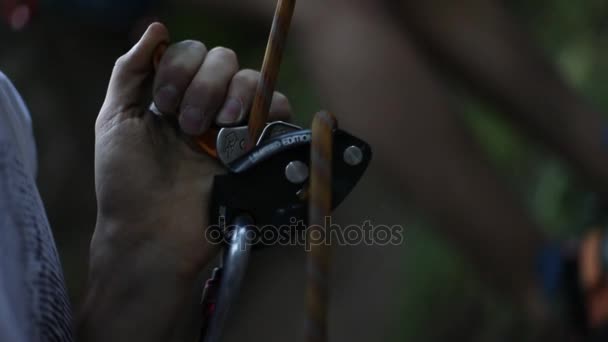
[99,22,169,127]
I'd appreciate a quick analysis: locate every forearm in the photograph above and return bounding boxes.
[77,222,198,342]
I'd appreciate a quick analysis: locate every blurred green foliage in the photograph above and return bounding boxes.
[152,2,608,340]
[399,1,608,341]
[173,2,608,339]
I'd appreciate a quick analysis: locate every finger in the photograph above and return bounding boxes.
[179,47,239,135]
[268,92,292,122]
[216,69,292,126]
[215,69,257,126]
[100,22,169,126]
[153,40,208,115]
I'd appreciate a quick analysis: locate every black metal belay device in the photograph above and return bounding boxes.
[196,1,372,341]
[200,118,371,342]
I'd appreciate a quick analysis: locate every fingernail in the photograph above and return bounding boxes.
[180,106,204,135]
[216,98,244,125]
[154,85,178,112]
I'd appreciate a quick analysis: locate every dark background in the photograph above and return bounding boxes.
[2,0,608,340]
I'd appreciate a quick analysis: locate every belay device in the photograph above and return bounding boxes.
[176,1,374,341]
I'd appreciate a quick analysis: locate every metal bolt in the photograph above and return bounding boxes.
[343,145,363,166]
[285,161,309,184]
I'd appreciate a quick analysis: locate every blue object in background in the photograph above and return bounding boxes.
[537,243,565,299]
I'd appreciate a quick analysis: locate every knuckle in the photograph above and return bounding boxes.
[94,111,110,136]
[193,81,222,103]
[274,93,290,108]
[177,39,207,53]
[113,53,130,71]
[272,93,292,114]
[94,117,102,134]
[233,69,259,84]
[210,46,238,63]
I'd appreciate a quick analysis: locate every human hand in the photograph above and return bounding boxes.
[93,21,291,277]
[80,22,291,341]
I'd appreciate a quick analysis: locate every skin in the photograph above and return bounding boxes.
[77,22,292,342]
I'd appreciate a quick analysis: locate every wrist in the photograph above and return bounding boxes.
[79,220,199,342]
[78,267,195,342]
[91,217,207,281]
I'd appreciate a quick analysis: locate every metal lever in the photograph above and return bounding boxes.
[216,121,300,165]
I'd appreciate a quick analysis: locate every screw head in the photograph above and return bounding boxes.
[343,145,363,166]
[285,161,309,184]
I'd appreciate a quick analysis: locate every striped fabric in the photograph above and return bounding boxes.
[0,71,73,342]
